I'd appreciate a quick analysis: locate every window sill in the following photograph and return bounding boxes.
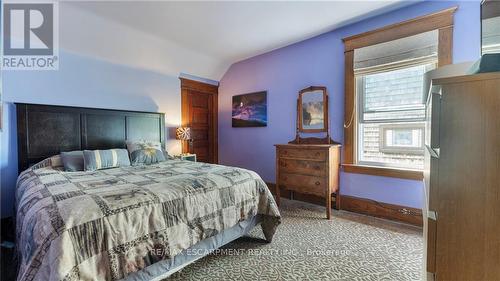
[341,164,424,180]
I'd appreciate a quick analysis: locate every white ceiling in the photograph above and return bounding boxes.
[65,1,417,80]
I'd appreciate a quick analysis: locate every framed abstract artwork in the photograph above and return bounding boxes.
[232,91,267,127]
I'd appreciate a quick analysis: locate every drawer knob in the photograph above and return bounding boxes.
[314,166,320,170]
[315,152,320,156]
[315,181,320,186]
[283,151,288,155]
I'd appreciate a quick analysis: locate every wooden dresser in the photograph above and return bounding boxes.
[275,144,341,219]
[424,73,500,280]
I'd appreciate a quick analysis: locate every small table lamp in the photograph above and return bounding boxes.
[176,127,192,155]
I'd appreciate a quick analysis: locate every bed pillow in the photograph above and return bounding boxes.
[61,151,84,171]
[126,140,166,165]
[83,149,131,171]
[30,154,64,171]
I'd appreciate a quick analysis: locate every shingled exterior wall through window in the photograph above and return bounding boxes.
[356,63,435,169]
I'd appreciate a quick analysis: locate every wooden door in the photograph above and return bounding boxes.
[181,78,218,163]
[188,91,213,163]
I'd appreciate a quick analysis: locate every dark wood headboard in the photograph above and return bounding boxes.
[16,103,165,172]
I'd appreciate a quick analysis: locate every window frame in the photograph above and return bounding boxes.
[341,7,457,180]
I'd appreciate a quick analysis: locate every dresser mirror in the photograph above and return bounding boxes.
[298,86,328,133]
[291,86,337,144]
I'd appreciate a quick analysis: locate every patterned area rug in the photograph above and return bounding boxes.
[168,199,423,281]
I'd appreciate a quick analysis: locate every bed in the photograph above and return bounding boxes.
[14,103,281,281]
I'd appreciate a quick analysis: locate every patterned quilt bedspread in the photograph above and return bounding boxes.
[15,157,281,281]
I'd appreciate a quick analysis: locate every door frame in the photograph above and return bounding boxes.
[180,77,218,164]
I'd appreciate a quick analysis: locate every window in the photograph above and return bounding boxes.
[379,123,424,154]
[356,62,436,170]
[481,1,500,55]
[342,7,455,179]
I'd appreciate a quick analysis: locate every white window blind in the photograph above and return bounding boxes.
[354,30,438,70]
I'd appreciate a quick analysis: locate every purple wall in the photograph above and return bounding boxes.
[218,1,481,209]
[1,50,183,218]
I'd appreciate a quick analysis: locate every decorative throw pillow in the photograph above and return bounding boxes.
[61,151,84,172]
[83,149,131,171]
[30,154,64,171]
[126,140,166,165]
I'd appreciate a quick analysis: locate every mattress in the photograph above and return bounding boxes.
[15,156,280,281]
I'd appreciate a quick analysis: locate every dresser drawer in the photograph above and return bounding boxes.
[279,148,327,160]
[279,158,326,176]
[279,173,326,196]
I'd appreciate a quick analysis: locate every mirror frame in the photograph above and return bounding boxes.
[298,86,328,133]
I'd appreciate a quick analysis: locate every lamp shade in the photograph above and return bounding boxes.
[176,127,192,140]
